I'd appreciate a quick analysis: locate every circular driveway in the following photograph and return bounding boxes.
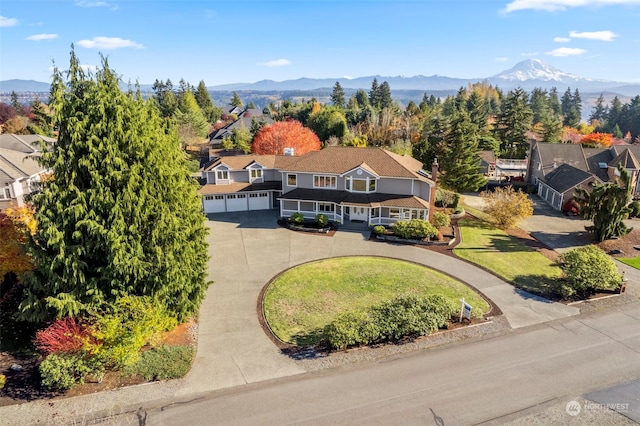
[177,210,579,396]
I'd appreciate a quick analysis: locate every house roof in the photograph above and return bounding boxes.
[280,188,430,209]
[583,147,612,181]
[543,163,595,193]
[198,181,282,195]
[280,147,431,182]
[535,142,589,175]
[610,148,640,170]
[203,154,299,171]
[0,134,54,153]
[478,150,495,165]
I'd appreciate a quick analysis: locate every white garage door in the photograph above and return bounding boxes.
[203,195,226,213]
[248,192,270,210]
[226,194,248,212]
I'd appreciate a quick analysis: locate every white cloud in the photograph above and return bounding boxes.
[343,75,354,80]
[569,30,618,41]
[495,57,509,62]
[75,1,116,8]
[26,33,59,41]
[503,0,640,13]
[546,47,587,56]
[554,36,570,42]
[81,64,98,73]
[0,16,18,27]
[260,59,291,67]
[76,36,144,49]
[520,51,539,56]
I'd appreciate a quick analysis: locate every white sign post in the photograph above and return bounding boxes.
[459,298,472,322]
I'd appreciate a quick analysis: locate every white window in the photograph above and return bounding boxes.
[215,195,224,200]
[250,169,263,179]
[389,208,401,219]
[1,187,11,199]
[345,176,376,193]
[216,170,229,180]
[287,174,297,186]
[318,203,334,212]
[314,175,337,189]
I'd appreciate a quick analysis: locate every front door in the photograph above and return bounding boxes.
[350,206,368,222]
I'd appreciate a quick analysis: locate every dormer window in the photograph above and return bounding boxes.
[250,169,263,180]
[216,170,229,180]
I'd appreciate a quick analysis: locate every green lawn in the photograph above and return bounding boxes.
[263,256,491,346]
[619,256,640,269]
[454,218,563,297]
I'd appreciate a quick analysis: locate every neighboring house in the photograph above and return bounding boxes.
[478,150,495,177]
[527,141,640,210]
[0,134,54,210]
[208,107,273,147]
[198,146,436,226]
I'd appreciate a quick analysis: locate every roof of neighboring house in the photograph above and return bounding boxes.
[280,188,431,209]
[534,142,589,175]
[478,150,495,165]
[583,147,612,181]
[209,109,273,141]
[0,134,54,153]
[203,154,299,171]
[198,181,282,195]
[280,147,432,182]
[543,163,595,193]
[610,147,640,170]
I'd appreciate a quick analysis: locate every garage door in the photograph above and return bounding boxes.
[203,195,226,213]
[248,192,270,210]
[226,194,248,212]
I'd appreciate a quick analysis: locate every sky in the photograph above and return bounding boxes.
[1,0,640,87]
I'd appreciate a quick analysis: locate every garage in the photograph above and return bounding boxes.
[248,192,270,210]
[203,195,226,213]
[226,194,248,212]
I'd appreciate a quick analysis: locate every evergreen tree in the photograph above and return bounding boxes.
[354,89,370,108]
[589,94,608,124]
[495,88,533,158]
[194,80,222,123]
[378,81,393,110]
[231,91,243,107]
[561,87,581,128]
[529,88,549,124]
[19,50,210,322]
[10,91,21,111]
[574,164,632,242]
[330,81,346,108]
[369,78,380,108]
[548,87,561,116]
[439,109,486,192]
[175,90,210,142]
[538,110,563,143]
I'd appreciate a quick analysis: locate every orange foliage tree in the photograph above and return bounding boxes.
[0,206,35,279]
[251,119,321,156]
[580,132,613,148]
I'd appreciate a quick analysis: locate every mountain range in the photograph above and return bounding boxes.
[1,59,639,97]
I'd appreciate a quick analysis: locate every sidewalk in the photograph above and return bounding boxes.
[0,210,607,425]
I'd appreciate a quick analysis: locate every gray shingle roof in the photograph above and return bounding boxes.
[536,143,589,174]
[544,163,594,193]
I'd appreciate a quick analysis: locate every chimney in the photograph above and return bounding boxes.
[283,147,294,156]
[429,158,438,223]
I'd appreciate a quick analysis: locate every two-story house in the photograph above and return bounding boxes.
[0,134,54,210]
[198,146,436,225]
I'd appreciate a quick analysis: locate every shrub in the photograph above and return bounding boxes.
[324,294,457,350]
[39,353,103,391]
[480,186,534,229]
[372,225,386,235]
[453,207,464,215]
[87,296,177,367]
[436,189,459,209]
[629,201,640,218]
[34,318,91,355]
[0,374,5,390]
[290,212,304,225]
[556,245,623,298]
[315,213,329,227]
[432,212,451,228]
[124,345,195,381]
[324,310,380,350]
[393,219,437,240]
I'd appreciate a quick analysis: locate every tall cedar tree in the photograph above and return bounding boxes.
[251,120,321,156]
[495,88,533,158]
[19,50,210,322]
[439,110,486,192]
[330,81,345,108]
[574,164,632,242]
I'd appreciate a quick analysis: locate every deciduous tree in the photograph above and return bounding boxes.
[251,120,321,155]
[480,186,534,229]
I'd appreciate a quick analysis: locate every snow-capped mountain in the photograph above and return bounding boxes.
[492,58,583,83]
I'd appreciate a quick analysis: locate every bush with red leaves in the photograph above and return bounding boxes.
[34,318,91,355]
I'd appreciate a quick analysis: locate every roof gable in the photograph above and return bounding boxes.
[535,143,589,173]
[610,148,640,170]
[544,163,594,193]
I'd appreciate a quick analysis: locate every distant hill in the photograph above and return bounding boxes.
[0,79,51,92]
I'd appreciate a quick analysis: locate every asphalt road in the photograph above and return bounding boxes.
[113,302,640,426]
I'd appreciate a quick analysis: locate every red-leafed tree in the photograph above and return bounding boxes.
[580,132,613,148]
[33,317,91,355]
[251,119,321,156]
